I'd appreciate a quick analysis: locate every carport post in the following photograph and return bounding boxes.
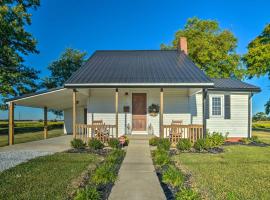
[73,89,77,138]
[44,106,48,139]
[8,102,15,145]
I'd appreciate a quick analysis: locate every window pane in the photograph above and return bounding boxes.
[212,97,221,116]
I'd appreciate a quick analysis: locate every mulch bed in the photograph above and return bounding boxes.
[224,141,270,147]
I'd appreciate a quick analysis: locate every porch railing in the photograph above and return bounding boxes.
[162,124,203,144]
[75,124,116,143]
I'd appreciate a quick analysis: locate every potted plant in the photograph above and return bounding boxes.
[148,104,160,117]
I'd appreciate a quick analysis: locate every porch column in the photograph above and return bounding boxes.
[73,89,77,138]
[115,88,119,137]
[8,102,15,145]
[248,93,253,138]
[160,88,164,138]
[202,89,207,138]
[44,107,48,139]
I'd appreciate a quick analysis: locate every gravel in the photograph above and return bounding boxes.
[0,150,54,172]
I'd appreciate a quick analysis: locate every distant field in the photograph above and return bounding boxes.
[252,121,270,131]
[0,121,64,147]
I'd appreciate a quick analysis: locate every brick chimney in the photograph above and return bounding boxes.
[178,37,188,55]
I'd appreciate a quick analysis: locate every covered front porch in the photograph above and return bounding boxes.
[7,87,208,145]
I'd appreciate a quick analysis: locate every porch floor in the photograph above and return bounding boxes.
[109,137,166,200]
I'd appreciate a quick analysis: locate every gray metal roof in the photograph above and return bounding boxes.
[65,50,214,88]
[211,79,261,92]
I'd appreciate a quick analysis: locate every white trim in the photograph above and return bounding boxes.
[11,88,67,103]
[65,82,214,87]
[209,94,224,118]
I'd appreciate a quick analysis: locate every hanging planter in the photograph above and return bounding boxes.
[148,104,160,117]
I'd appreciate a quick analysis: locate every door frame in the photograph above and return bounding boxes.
[132,93,147,131]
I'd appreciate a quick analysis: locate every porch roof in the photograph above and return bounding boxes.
[65,50,214,88]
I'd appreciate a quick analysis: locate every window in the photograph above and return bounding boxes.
[212,97,222,116]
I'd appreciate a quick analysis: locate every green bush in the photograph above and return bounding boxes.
[149,137,160,146]
[175,188,200,200]
[106,149,125,164]
[153,149,170,166]
[177,139,192,151]
[240,138,250,144]
[88,139,104,150]
[250,136,261,143]
[74,186,101,200]
[157,138,171,151]
[92,163,117,185]
[208,132,225,147]
[194,139,207,151]
[162,165,184,188]
[108,138,120,149]
[70,138,86,149]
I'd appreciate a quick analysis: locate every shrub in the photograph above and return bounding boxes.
[250,136,261,143]
[194,139,207,151]
[149,137,160,146]
[157,138,171,151]
[88,139,104,150]
[108,138,120,149]
[91,163,117,185]
[74,186,101,200]
[177,139,192,151]
[106,149,125,164]
[240,138,250,144]
[122,135,129,146]
[162,165,184,188]
[208,132,225,147]
[70,138,86,149]
[153,149,170,166]
[175,188,200,200]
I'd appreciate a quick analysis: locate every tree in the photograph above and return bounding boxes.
[42,48,87,117]
[161,17,244,79]
[42,48,87,88]
[0,0,40,107]
[243,24,270,115]
[253,112,269,121]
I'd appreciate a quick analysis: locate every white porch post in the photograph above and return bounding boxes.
[73,89,77,138]
[115,88,119,138]
[160,88,164,138]
[202,89,207,138]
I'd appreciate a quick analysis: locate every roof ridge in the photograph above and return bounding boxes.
[95,49,178,52]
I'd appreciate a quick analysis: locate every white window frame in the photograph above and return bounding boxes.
[210,94,224,118]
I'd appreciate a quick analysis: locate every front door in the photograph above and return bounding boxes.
[132,93,147,131]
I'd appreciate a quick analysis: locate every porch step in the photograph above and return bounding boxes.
[127,134,155,140]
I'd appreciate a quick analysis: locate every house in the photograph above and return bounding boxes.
[6,37,260,145]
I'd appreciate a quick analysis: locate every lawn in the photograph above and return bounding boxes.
[0,152,100,200]
[174,145,270,200]
[253,130,270,144]
[252,121,270,131]
[0,120,64,147]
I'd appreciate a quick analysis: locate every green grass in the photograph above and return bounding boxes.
[0,152,99,200]
[252,121,270,131]
[0,128,64,147]
[174,145,270,200]
[253,130,270,144]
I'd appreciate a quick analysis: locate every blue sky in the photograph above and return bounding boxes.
[1,0,269,120]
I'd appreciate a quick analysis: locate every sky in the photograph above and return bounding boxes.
[0,0,269,120]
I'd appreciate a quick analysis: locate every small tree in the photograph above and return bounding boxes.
[253,112,269,121]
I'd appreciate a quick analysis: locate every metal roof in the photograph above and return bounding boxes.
[65,50,214,88]
[211,79,261,92]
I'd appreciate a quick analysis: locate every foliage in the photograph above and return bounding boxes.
[157,138,171,151]
[253,112,269,121]
[161,17,243,79]
[0,0,40,107]
[74,186,101,200]
[153,149,170,166]
[175,188,201,200]
[88,139,104,150]
[71,138,86,149]
[265,100,270,115]
[243,24,270,79]
[240,138,250,144]
[193,139,208,151]
[149,137,160,146]
[106,149,125,164]
[207,132,225,148]
[162,165,184,188]
[108,138,120,149]
[177,139,192,151]
[148,103,160,113]
[250,136,261,143]
[91,163,117,185]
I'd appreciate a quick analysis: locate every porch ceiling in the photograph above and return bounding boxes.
[9,88,88,110]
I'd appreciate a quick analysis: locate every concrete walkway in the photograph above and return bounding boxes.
[109,137,166,200]
[0,135,72,172]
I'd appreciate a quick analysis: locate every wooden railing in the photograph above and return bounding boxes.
[75,124,116,143]
[162,124,203,144]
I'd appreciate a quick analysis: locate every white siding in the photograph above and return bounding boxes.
[63,106,85,134]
